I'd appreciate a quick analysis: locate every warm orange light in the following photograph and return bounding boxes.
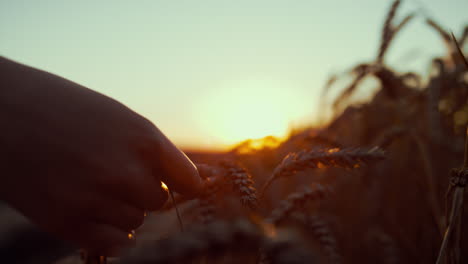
[328,148,340,153]
[317,162,326,169]
[233,136,284,154]
[161,182,169,191]
[196,79,308,149]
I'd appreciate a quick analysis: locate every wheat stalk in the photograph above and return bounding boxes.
[261,147,385,195]
[426,19,451,47]
[377,0,414,63]
[410,131,444,237]
[267,184,331,225]
[436,34,468,264]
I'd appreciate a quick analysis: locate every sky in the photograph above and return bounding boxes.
[1,0,467,150]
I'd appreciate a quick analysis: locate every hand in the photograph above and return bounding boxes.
[0,57,203,255]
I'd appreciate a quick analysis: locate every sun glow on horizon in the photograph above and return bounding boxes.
[195,79,308,149]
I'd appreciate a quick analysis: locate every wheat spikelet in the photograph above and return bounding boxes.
[220,160,258,209]
[120,220,263,264]
[426,18,451,47]
[426,18,459,67]
[301,215,341,264]
[393,13,415,36]
[335,0,414,109]
[267,184,331,225]
[377,0,414,63]
[377,0,401,63]
[261,147,385,194]
[196,182,220,224]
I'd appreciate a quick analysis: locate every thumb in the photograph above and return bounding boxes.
[151,128,203,197]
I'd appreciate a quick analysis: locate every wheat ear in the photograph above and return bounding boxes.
[378,0,415,63]
[267,184,331,224]
[220,160,258,209]
[303,215,341,264]
[261,147,385,195]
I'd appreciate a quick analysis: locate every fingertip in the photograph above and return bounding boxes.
[158,146,203,197]
[162,157,204,198]
[148,127,204,197]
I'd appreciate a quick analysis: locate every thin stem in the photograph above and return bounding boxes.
[169,188,184,232]
[436,127,468,264]
[436,187,464,264]
[411,131,444,236]
[453,194,463,263]
[464,127,468,168]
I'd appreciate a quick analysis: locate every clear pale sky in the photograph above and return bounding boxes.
[1,0,467,150]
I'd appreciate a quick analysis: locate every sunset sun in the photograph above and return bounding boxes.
[196,79,306,148]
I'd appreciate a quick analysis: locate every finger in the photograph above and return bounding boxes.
[114,177,169,211]
[90,198,145,231]
[147,127,203,197]
[142,182,169,211]
[99,160,169,210]
[70,223,135,257]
